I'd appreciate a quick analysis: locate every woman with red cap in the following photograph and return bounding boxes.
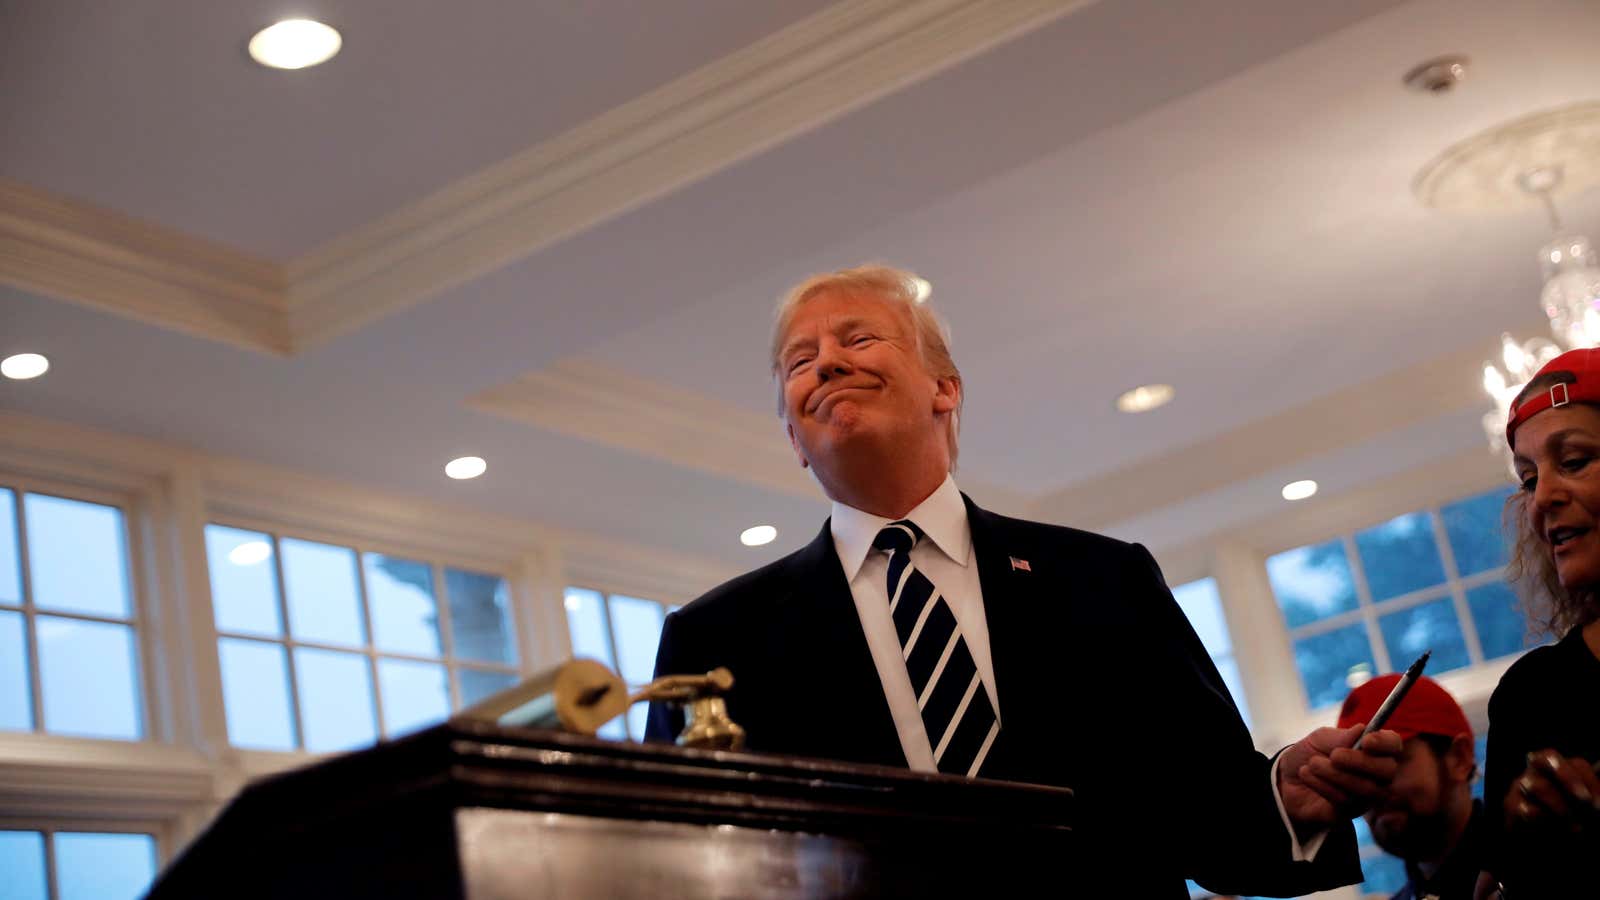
[1479,347,1600,897]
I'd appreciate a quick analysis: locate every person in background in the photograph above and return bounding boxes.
[1477,346,1600,898]
[648,264,1402,896]
[1338,674,1481,900]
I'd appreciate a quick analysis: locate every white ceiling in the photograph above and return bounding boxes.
[4,0,1599,571]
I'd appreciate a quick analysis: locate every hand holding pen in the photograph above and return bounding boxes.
[1353,650,1430,751]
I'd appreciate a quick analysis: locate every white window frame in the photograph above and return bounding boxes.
[0,473,158,745]
[1273,495,1514,710]
[205,513,526,748]
[563,584,679,740]
[0,817,169,900]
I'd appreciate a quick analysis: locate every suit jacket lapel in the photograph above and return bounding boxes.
[963,495,1032,728]
[768,520,907,767]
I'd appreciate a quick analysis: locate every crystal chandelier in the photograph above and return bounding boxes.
[1481,166,1600,457]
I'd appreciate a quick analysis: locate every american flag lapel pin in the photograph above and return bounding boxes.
[1009,556,1031,573]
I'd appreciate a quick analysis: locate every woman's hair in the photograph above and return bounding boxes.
[768,264,962,469]
[1504,369,1600,637]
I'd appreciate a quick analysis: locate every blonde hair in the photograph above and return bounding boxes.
[1505,371,1600,637]
[769,264,962,469]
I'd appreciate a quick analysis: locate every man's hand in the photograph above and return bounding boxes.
[1277,723,1402,837]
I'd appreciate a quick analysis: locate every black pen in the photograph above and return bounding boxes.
[1353,650,1430,751]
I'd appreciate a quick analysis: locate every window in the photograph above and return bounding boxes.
[0,829,157,900]
[563,587,679,741]
[1171,578,1251,729]
[204,525,520,751]
[1266,486,1533,709]
[0,487,144,740]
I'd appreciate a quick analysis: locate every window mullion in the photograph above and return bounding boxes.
[14,490,46,733]
[434,563,460,709]
[43,829,60,900]
[269,533,306,749]
[354,551,386,738]
[1341,534,1392,674]
[599,592,633,738]
[1430,508,1486,666]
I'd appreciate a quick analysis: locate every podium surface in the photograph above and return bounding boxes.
[148,720,1073,898]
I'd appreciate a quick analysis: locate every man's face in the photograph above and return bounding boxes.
[775,290,957,474]
[1364,736,1469,860]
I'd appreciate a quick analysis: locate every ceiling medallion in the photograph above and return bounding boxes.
[1413,102,1600,213]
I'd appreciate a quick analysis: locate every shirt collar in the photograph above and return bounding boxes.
[830,474,971,582]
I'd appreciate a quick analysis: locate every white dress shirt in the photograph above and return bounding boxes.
[829,475,1325,860]
[830,474,996,773]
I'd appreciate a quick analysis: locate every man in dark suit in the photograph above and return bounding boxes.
[647,265,1401,896]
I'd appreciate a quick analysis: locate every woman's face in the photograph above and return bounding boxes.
[1513,403,1600,590]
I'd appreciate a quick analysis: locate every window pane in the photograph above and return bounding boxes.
[294,647,377,752]
[1354,815,1375,847]
[1267,540,1357,628]
[458,668,518,707]
[564,587,615,668]
[1360,851,1408,897]
[218,638,296,750]
[1378,598,1469,675]
[608,595,665,741]
[0,830,47,900]
[0,489,20,606]
[377,658,449,736]
[1292,622,1376,709]
[24,494,131,618]
[0,609,31,731]
[1354,512,1446,602]
[204,525,282,637]
[598,716,628,741]
[281,538,365,647]
[445,569,516,665]
[1441,487,1515,576]
[607,596,665,686]
[55,832,157,900]
[1171,578,1230,656]
[37,616,142,740]
[364,555,441,657]
[1467,581,1537,660]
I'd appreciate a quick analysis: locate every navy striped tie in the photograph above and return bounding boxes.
[874,520,999,777]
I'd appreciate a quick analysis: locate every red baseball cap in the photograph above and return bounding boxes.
[1505,347,1600,448]
[1337,674,1471,741]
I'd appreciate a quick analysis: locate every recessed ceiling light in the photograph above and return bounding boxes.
[445,456,487,480]
[248,19,342,70]
[228,541,273,566]
[1,353,49,380]
[1281,480,1318,501]
[910,277,932,304]
[740,525,777,547]
[1115,383,1174,413]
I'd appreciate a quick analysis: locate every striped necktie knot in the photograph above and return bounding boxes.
[873,520,923,555]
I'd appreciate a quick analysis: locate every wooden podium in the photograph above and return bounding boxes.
[147,720,1074,898]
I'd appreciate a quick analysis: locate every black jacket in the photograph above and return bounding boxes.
[648,496,1360,897]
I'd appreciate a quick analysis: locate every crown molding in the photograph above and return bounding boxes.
[0,410,185,494]
[0,179,290,355]
[4,2,1087,354]
[560,539,739,607]
[0,409,737,596]
[200,456,558,574]
[471,359,817,498]
[282,0,1089,347]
